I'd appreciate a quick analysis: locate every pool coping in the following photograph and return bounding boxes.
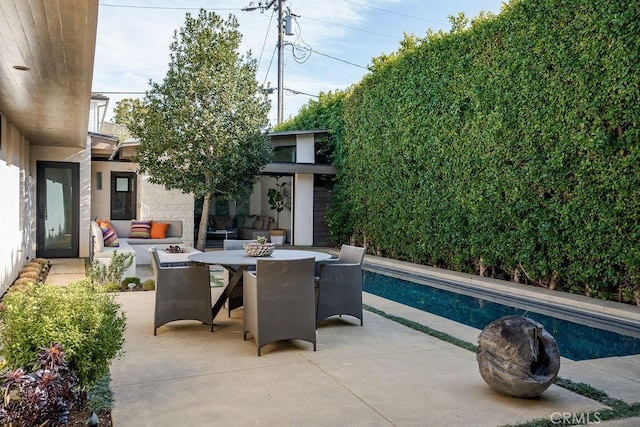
[361,254,640,324]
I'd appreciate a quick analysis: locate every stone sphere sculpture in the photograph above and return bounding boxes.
[476,316,560,398]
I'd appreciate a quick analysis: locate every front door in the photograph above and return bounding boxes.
[110,172,137,220]
[36,161,79,258]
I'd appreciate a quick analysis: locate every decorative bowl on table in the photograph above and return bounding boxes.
[243,242,275,257]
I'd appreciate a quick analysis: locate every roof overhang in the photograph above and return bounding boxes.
[261,163,336,175]
[0,0,99,148]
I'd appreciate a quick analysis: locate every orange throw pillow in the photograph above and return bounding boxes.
[150,222,170,239]
[97,219,115,233]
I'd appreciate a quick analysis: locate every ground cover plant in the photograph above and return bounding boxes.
[278,0,640,303]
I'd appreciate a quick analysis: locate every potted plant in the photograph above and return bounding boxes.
[267,176,289,245]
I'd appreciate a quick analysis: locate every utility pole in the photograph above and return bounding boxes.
[243,0,292,124]
[276,0,285,124]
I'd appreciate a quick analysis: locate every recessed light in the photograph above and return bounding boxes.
[13,65,30,71]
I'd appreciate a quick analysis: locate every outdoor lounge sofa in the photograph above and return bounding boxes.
[90,219,184,276]
[210,215,275,240]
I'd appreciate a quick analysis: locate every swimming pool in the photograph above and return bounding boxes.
[362,268,640,361]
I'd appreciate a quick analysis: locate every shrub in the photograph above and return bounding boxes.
[18,271,39,280]
[103,281,125,293]
[142,279,155,291]
[0,343,80,426]
[0,279,126,388]
[88,251,134,288]
[11,278,36,287]
[122,276,141,291]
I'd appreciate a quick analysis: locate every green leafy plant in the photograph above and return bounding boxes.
[122,276,141,291]
[0,343,81,426]
[89,251,134,288]
[142,279,156,291]
[267,176,289,230]
[279,0,640,301]
[0,280,126,388]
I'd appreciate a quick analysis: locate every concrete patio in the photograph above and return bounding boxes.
[46,258,640,426]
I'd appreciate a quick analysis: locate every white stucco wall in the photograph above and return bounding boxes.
[296,134,315,163]
[0,118,32,293]
[293,173,314,246]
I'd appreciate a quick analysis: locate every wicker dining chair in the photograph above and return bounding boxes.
[243,257,316,356]
[315,245,366,327]
[150,248,212,335]
[222,239,256,316]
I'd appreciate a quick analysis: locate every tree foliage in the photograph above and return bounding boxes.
[281,0,640,300]
[128,9,272,250]
[275,90,354,243]
[113,98,145,132]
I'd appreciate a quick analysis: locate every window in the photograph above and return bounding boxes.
[272,146,295,163]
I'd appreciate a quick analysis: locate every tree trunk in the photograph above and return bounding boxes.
[196,192,211,251]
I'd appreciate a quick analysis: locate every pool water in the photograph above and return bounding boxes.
[363,270,640,361]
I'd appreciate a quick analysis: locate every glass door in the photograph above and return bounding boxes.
[36,161,79,258]
[110,172,137,220]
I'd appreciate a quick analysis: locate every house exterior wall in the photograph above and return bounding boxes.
[293,173,314,246]
[31,137,92,259]
[138,175,195,247]
[1,115,93,294]
[296,133,315,163]
[0,117,33,294]
[91,160,138,220]
[91,160,195,247]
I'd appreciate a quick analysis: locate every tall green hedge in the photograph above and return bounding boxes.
[280,0,640,297]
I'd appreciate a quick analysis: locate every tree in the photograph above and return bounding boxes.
[113,97,145,131]
[127,9,272,250]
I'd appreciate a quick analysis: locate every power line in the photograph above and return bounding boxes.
[343,0,448,26]
[283,88,318,98]
[256,8,277,72]
[300,15,398,40]
[100,3,240,11]
[94,91,146,94]
[283,44,368,70]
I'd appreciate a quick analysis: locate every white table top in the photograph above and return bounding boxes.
[188,249,332,266]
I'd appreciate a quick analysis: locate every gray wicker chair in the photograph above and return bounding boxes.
[150,248,213,335]
[222,239,256,316]
[315,245,366,327]
[243,257,316,356]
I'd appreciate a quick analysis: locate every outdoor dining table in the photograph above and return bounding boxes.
[188,249,333,322]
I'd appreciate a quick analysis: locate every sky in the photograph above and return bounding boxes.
[92,0,506,127]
